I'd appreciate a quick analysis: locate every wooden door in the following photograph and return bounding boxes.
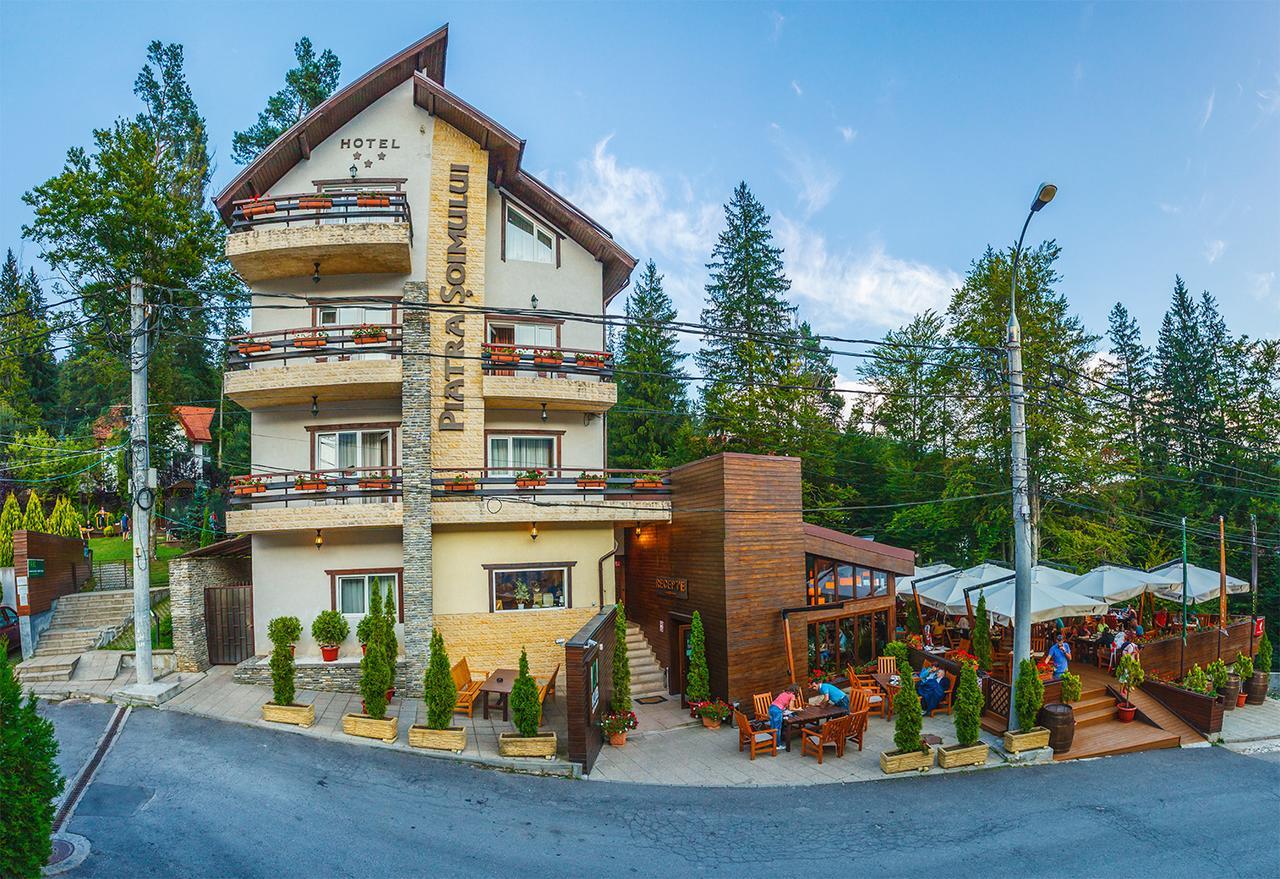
[205,583,255,664]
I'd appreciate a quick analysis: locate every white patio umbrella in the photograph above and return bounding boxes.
[915,563,1014,612]
[899,563,957,594]
[1147,561,1250,604]
[947,569,1110,624]
[1059,564,1168,604]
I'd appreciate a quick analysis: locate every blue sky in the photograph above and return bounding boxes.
[2,1,1277,381]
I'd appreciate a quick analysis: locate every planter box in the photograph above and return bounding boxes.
[343,713,398,743]
[1003,727,1051,753]
[293,338,327,349]
[488,353,520,364]
[498,731,557,759]
[408,725,467,753]
[444,481,477,492]
[880,748,935,774]
[576,479,607,489]
[262,702,314,728]
[515,479,547,489]
[1141,679,1223,734]
[633,479,664,489]
[237,343,271,356]
[937,742,988,768]
[295,482,328,492]
[357,196,391,208]
[297,199,332,210]
[358,479,392,490]
[243,203,277,218]
[576,358,607,370]
[353,334,387,345]
[233,484,265,496]
[533,357,563,367]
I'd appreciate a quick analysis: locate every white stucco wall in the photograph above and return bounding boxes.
[250,399,403,473]
[481,408,605,472]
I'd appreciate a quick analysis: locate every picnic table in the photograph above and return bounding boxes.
[780,703,848,752]
[479,668,517,721]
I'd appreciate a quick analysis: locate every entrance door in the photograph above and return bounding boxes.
[675,622,691,708]
[205,583,254,664]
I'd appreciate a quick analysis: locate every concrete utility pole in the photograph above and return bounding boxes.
[130,276,154,686]
[1007,183,1055,730]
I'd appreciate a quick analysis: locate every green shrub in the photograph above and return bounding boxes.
[22,491,47,533]
[1256,631,1273,675]
[1182,664,1212,696]
[892,656,925,753]
[904,601,921,635]
[611,603,631,713]
[267,616,301,647]
[972,593,993,672]
[953,660,984,747]
[1117,653,1145,703]
[1205,658,1229,692]
[1059,670,1082,704]
[1015,658,1044,731]
[382,582,397,662]
[358,585,383,646]
[423,629,457,730]
[509,648,540,738]
[359,638,392,719]
[0,639,66,879]
[882,640,909,664]
[686,610,710,704]
[269,641,295,707]
[1233,652,1254,681]
[0,494,20,567]
[310,610,349,647]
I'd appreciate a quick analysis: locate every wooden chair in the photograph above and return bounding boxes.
[800,714,852,764]
[735,709,777,760]
[537,681,550,726]
[541,663,560,701]
[877,656,899,677]
[752,692,772,721]
[1031,636,1047,656]
[846,691,871,752]
[929,671,956,716]
[451,657,485,717]
[847,666,885,718]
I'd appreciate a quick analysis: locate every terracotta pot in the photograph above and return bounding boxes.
[289,644,295,657]
[297,199,332,210]
[243,203,276,218]
[360,643,366,655]
[238,343,271,356]
[633,480,664,490]
[1117,701,1137,723]
[320,645,339,662]
[609,731,627,747]
[489,353,520,364]
[353,334,387,345]
[296,482,327,492]
[534,356,563,367]
[1237,692,1247,707]
[233,484,264,496]
[445,482,477,492]
[577,358,607,370]
[701,717,722,730]
[293,338,327,349]
[358,480,392,490]
[515,479,546,489]
[357,196,391,208]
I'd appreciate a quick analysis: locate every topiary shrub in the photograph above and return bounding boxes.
[0,639,66,879]
[423,629,456,730]
[1233,652,1253,682]
[269,640,296,707]
[358,585,383,646]
[267,615,301,647]
[953,659,984,747]
[611,603,631,713]
[1060,670,1082,704]
[509,648,540,738]
[1015,658,1044,731]
[311,610,349,647]
[904,601,921,635]
[892,656,925,753]
[686,610,710,704]
[1256,631,1273,675]
[382,582,397,663]
[882,640,909,664]
[972,593,993,672]
[359,636,392,720]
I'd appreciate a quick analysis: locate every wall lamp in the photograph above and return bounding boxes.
[530,522,539,541]
[349,163,358,179]
[312,261,321,284]
[314,529,324,549]
[540,402,549,423]
[311,395,319,417]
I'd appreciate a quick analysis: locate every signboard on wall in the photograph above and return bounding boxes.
[656,577,688,599]
[27,558,44,577]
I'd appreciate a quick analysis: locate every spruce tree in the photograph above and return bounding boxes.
[423,629,457,730]
[609,260,690,470]
[0,252,57,437]
[686,610,710,703]
[972,592,993,672]
[1154,277,1209,469]
[22,492,47,534]
[1103,302,1152,475]
[232,37,341,164]
[610,604,631,713]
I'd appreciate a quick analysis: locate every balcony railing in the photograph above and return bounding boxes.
[432,467,669,497]
[229,190,412,239]
[227,324,403,370]
[229,467,402,506]
[481,344,613,380]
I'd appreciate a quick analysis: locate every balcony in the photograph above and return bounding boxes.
[480,345,617,413]
[225,467,403,534]
[223,324,403,408]
[432,467,670,524]
[225,191,413,282]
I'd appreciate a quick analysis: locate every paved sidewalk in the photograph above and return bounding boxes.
[1217,694,1280,746]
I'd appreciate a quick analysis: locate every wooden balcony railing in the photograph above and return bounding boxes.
[229,190,412,238]
[227,323,403,369]
[432,466,668,497]
[481,343,613,381]
[228,467,402,506]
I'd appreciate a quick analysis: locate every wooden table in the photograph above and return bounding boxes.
[873,671,920,722]
[780,704,847,752]
[479,668,518,721]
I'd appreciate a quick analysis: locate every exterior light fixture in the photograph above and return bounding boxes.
[530,293,539,310]
[312,262,321,284]
[1030,182,1057,212]
[314,529,324,549]
[349,164,358,179]
[530,522,539,541]
[311,395,319,417]
[540,402,548,423]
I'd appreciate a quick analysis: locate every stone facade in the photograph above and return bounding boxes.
[170,555,251,673]
[401,280,433,694]
[434,608,597,679]
[223,358,402,409]
[226,221,413,282]
[481,374,617,412]
[432,497,670,525]
[233,655,413,692]
[226,502,404,535]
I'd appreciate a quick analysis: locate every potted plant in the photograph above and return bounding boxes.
[1235,653,1259,706]
[1206,658,1237,710]
[444,473,478,492]
[938,658,987,768]
[356,612,376,656]
[231,476,266,496]
[881,656,934,773]
[343,608,397,743]
[601,710,638,746]
[1245,633,1271,704]
[574,350,610,370]
[1115,653,1145,723]
[485,343,520,365]
[532,348,564,367]
[971,593,993,672]
[292,330,328,349]
[512,580,531,609]
[357,470,393,491]
[262,616,313,727]
[237,340,272,356]
[609,604,632,726]
[696,699,732,730]
[1060,670,1082,704]
[242,196,276,219]
[686,611,710,711]
[352,324,387,345]
[1003,659,1051,751]
[632,474,665,490]
[297,195,333,211]
[355,191,391,208]
[311,610,348,662]
[576,471,607,489]
[294,472,328,492]
[514,469,547,489]
[409,629,467,752]
[499,648,557,758]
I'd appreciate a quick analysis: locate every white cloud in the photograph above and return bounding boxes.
[1199,89,1215,131]
[837,125,857,143]
[790,80,803,97]
[775,215,960,332]
[772,129,839,217]
[1247,271,1276,305]
[770,10,785,40]
[1157,202,1181,215]
[1257,74,1280,115]
[1205,239,1226,263]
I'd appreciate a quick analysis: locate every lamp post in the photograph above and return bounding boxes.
[1007,182,1055,730]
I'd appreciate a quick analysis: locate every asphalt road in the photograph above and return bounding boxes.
[45,702,1280,879]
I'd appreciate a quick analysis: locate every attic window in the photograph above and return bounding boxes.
[506,205,555,265]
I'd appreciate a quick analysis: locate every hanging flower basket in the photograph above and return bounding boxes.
[485,345,520,365]
[297,197,333,211]
[293,331,328,349]
[515,470,547,489]
[352,324,387,345]
[576,472,607,489]
[237,341,272,356]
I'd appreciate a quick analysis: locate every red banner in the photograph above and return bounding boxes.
[1255,618,1266,638]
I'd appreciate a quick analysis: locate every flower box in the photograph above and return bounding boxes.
[297,198,333,210]
[352,324,387,345]
[498,731,557,758]
[295,480,328,492]
[262,702,315,728]
[358,478,392,490]
[575,353,610,370]
[356,195,391,208]
[515,479,545,489]
[237,342,271,356]
[232,482,265,496]
[353,333,387,345]
[880,747,935,774]
[342,713,398,743]
[408,725,468,753]
[576,477,607,489]
[632,478,664,490]
[242,202,277,219]
[293,335,328,349]
[1002,727,1051,753]
[444,479,477,492]
[936,742,988,769]
[486,347,520,364]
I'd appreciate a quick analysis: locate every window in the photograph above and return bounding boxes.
[337,572,398,616]
[805,553,892,606]
[488,321,556,349]
[315,428,392,471]
[505,205,555,264]
[488,434,555,476]
[491,566,568,611]
[317,304,393,360]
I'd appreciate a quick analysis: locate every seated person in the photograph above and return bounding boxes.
[809,680,850,710]
[916,665,949,714]
[768,685,802,744]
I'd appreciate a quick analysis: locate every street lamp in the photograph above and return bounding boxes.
[1007,181,1055,730]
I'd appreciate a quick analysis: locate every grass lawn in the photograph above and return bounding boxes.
[88,536,190,587]
[100,597,173,650]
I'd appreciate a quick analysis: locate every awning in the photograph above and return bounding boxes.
[1059,565,1169,604]
[915,563,1014,612]
[1147,561,1250,604]
[950,569,1110,625]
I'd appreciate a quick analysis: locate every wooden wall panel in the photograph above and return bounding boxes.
[13,531,92,616]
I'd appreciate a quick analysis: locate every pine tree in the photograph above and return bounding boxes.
[0,494,22,567]
[1154,277,1209,469]
[972,592,993,672]
[610,604,631,713]
[232,37,341,164]
[1102,302,1152,474]
[21,492,47,534]
[0,252,57,437]
[609,261,690,470]
[686,610,710,702]
[509,648,541,738]
[423,629,457,730]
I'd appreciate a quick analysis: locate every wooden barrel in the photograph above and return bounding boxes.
[1220,676,1239,711]
[1245,672,1269,705]
[1038,703,1075,753]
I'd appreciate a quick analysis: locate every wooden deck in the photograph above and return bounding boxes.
[1052,666,1193,761]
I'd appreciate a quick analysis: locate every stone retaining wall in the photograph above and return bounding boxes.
[170,555,251,673]
[233,655,414,692]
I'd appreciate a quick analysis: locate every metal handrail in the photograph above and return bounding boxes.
[481,343,614,379]
[229,467,404,507]
[227,323,404,369]
[229,190,412,239]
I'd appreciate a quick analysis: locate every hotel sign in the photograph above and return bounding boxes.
[656,577,688,599]
[437,163,473,432]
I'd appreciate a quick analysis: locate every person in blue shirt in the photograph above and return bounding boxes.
[809,681,850,711]
[1047,634,1072,676]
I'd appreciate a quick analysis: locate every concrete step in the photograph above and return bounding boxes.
[15,656,79,683]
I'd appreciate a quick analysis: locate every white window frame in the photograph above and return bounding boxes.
[336,571,399,618]
[314,428,393,472]
[490,565,570,612]
[505,204,555,264]
[487,434,556,477]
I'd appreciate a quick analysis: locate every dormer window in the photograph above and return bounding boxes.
[506,205,555,264]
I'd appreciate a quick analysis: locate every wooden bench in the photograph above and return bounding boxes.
[536,664,560,726]
[452,658,485,717]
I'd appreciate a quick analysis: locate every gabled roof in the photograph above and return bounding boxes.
[213,25,449,220]
[172,406,215,444]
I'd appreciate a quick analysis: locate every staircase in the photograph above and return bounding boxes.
[92,562,132,591]
[30,590,136,661]
[1070,685,1119,728]
[625,622,668,700]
